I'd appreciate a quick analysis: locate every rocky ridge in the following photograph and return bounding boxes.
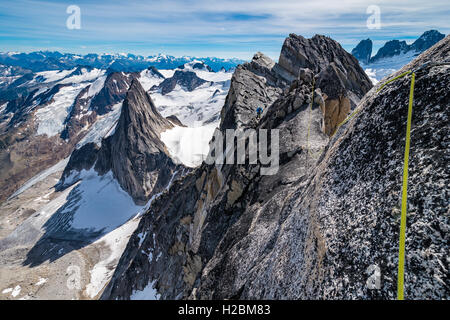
[101,33,392,300]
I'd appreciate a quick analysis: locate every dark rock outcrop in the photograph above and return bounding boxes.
[60,86,96,140]
[192,62,213,72]
[410,30,445,52]
[276,34,372,135]
[90,71,137,115]
[219,52,288,130]
[278,34,372,97]
[371,40,410,62]
[166,115,185,127]
[351,38,372,64]
[146,66,165,79]
[151,70,208,95]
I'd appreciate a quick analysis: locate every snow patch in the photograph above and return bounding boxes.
[67,169,143,232]
[76,102,123,148]
[364,68,379,85]
[87,75,107,97]
[11,285,21,297]
[158,69,175,78]
[363,50,419,82]
[34,69,75,83]
[84,217,141,298]
[130,280,160,300]
[161,123,217,167]
[2,287,13,294]
[0,102,8,114]
[138,69,165,91]
[153,81,229,126]
[35,83,89,137]
[60,68,106,84]
[35,277,48,286]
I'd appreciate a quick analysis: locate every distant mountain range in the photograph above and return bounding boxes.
[0,51,245,73]
[351,30,445,64]
[351,30,446,82]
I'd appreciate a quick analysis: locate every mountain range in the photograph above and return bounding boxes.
[351,30,445,82]
[352,30,445,64]
[0,52,244,73]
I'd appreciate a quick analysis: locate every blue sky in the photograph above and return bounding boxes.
[0,0,448,60]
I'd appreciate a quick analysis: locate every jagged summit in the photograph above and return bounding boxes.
[113,79,172,151]
[178,61,214,72]
[100,79,176,203]
[410,29,445,52]
[370,39,410,62]
[219,34,372,135]
[60,79,177,205]
[351,38,372,64]
[91,71,136,115]
[278,34,372,98]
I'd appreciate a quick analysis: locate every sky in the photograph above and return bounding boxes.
[0,0,448,60]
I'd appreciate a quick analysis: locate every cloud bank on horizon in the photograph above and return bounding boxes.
[0,0,448,59]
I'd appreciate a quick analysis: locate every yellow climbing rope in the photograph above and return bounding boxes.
[377,70,413,93]
[396,71,415,300]
[364,70,416,300]
[350,70,416,300]
[329,70,416,299]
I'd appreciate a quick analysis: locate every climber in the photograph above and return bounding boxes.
[256,106,263,120]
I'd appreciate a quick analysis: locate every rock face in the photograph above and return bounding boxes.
[90,71,137,115]
[219,52,289,130]
[278,34,372,96]
[60,85,96,140]
[192,62,213,72]
[315,63,352,135]
[276,34,372,135]
[151,70,208,95]
[59,80,178,204]
[101,34,426,301]
[146,66,165,79]
[371,40,410,62]
[351,39,373,64]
